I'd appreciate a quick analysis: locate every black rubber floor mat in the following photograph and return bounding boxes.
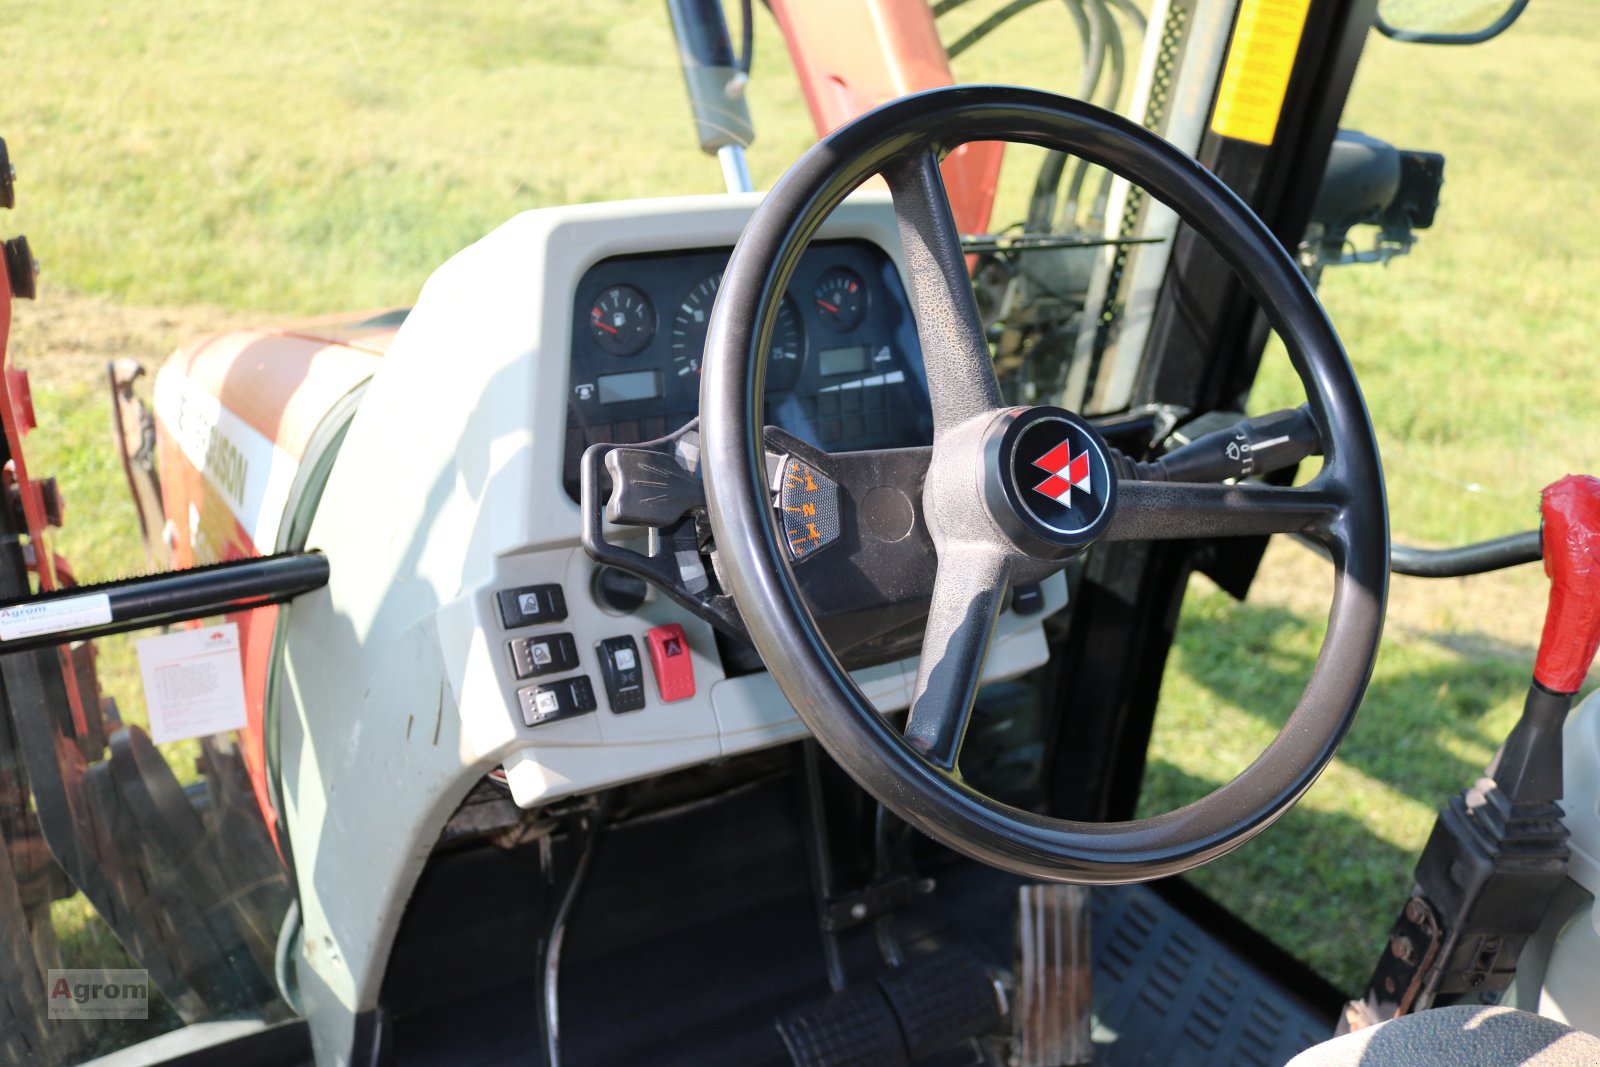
[1088,884,1332,1067]
[377,767,1338,1067]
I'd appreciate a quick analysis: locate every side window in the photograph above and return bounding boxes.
[1142,5,1592,994]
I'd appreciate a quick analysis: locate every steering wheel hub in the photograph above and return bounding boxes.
[982,405,1118,559]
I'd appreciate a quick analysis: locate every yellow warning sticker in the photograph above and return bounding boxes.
[1210,0,1312,146]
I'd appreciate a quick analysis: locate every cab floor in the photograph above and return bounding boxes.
[381,769,1337,1066]
[924,863,1336,1066]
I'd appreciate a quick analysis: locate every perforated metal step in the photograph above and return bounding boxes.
[1088,885,1331,1067]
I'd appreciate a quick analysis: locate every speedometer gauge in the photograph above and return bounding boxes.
[670,272,806,392]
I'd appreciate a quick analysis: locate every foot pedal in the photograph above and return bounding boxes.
[776,948,1003,1066]
[1013,884,1092,1066]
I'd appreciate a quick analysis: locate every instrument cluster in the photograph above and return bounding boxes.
[562,240,934,500]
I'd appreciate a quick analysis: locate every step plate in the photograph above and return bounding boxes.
[1088,885,1330,1067]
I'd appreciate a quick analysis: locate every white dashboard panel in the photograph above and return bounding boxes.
[276,193,1065,1062]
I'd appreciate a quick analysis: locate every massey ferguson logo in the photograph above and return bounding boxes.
[1031,439,1092,507]
[1003,408,1115,545]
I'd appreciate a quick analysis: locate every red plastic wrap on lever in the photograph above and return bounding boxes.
[1535,474,1600,693]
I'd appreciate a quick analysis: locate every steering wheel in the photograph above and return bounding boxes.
[699,86,1389,883]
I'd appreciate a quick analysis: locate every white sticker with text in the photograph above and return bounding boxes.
[0,593,112,641]
[137,624,248,744]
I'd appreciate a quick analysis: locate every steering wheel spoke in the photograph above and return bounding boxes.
[884,147,1002,429]
[903,545,1013,773]
[1105,478,1346,543]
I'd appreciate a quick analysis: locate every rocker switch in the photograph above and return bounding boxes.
[598,636,647,713]
[517,675,597,728]
[510,632,579,679]
[645,623,695,702]
[498,583,567,629]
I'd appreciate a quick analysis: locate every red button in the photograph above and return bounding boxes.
[645,623,695,702]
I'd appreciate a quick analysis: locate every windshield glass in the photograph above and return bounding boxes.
[5,0,1584,1062]
[0,1,1271,1057]
[1,606,292,1061]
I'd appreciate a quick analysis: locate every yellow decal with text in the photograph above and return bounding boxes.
[1210,0,1312,146]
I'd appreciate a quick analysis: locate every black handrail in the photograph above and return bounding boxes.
[0,551,329,653]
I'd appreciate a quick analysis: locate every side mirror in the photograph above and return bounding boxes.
[1376,0,1529,44]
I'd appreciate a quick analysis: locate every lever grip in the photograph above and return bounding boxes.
[603,446,706,528]
[1535,474,1600,694]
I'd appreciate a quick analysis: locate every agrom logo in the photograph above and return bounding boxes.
[47,968,149,1020]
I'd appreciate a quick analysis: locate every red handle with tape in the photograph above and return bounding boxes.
[1535,474,1600,694]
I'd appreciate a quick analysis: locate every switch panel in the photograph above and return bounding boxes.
[509,632,579,679]
[517,675,597,728]
[498,584,568,629]
[645,623,695,702]
[597,635,647,713]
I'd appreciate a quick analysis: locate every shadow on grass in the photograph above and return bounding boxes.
[1139,760,1421,996]
[1166,591,1533,811]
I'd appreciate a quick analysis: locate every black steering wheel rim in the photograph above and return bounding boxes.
[701,85,1389,883]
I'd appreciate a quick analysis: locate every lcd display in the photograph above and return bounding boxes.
[818,345,870,377]
[597,369,662,404]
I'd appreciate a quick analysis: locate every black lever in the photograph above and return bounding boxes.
[580,421,747,640]
[603,447,707,528]
[1135,405,1320,485]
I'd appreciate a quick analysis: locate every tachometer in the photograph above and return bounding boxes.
[588,284,656,357]
[670,272,805,392]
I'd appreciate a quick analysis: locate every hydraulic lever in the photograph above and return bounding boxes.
[665,0,756,193]
[1342,474,1600,1033]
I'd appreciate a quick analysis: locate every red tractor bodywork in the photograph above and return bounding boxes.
[144,314,397,841]
[769,0,1005,237]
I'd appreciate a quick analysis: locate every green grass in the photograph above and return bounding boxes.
[0,0,818,315]
[1250,1,1600,544]
[1142,579,1545,991]
[1,0,1596,1034]
[0,0,1148,318]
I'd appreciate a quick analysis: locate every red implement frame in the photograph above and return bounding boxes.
[767,0,1005,237]
[0,264,52,588]
[0,251,100,742]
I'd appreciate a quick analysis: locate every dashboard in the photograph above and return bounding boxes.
[562,239,935,500]
[280,197,1066,1022]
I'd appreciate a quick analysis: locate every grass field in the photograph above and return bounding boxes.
[1,0,1596,1038]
